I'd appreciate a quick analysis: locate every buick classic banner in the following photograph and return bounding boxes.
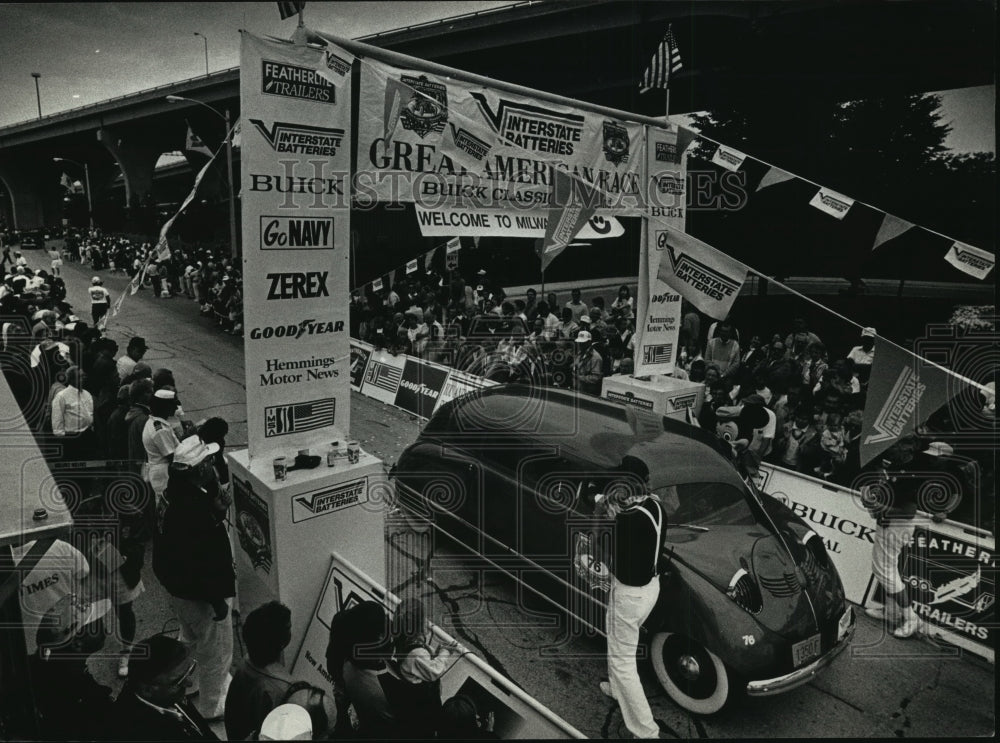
[240,33,354,459]
[356,57,646,215]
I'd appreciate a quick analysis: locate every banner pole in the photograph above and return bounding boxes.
[299,27,670,129]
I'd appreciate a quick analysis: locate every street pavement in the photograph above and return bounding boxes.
[51,256,995,739]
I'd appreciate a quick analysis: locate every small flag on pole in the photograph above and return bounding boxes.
[185,124,212,158]
[639,25,683,94]
[423,248,436,272]
[276,1,304,20]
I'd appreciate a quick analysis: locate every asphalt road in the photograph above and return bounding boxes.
[50,256,995,739]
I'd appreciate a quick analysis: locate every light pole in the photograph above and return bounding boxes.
[165,95,238,259]
[53,157,93,230]
[193,32,209,76]
[31,72,41,118]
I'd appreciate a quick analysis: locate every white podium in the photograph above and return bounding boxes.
[226,445,387,658]
[601,374,705,420]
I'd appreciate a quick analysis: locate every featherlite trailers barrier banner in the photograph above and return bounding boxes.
[240,33,354,459]
[356,57,645,215]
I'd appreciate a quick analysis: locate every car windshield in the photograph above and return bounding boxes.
[653,481,756,527]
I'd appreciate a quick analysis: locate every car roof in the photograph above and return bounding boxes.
[426,384,744,489]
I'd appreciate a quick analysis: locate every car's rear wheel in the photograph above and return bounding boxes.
[650,632,731,715]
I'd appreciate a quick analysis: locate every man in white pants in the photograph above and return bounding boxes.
[598,456,665,739]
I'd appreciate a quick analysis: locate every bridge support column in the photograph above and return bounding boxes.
[96,127,161,208]
[0,158,59,231]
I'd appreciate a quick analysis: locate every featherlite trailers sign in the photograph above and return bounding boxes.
[241,33,354,459]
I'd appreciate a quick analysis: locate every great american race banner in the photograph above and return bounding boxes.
[240,32,354,460]
[355,57,645,217]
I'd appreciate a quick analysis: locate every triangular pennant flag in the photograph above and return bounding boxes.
[185,123,213,158]
[372,277,384,292]
[860,337,960,466]
[423,248,436,272]
[60,173,72,189]
[405,259,418,275]
[711,145,747,172]
[383,76,411,149]
[230,120,242,151]
[756,166,795,192]
[538,167,600,272]
[315,46,352,84]
[654,224,747,320]
[674,126,697,163]
[809,187,854,219]
[871,213,914,251]
[944,241,995,280]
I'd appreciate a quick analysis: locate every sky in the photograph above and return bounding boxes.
[0,2,994,154]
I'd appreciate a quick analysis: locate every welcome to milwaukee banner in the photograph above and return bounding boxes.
[356,57,645,215]
[240,32,353,460]
[860,337,958,466]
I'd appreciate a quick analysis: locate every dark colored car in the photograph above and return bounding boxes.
[19,232,42,250]
[391,385,855,714]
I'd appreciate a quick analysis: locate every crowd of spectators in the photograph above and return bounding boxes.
[347,263,990,527]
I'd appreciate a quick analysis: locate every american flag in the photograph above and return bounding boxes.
[365,362,402,393]
[265,398,334,438]
[639,26,683,94]
[643,344,673,365]
[276,1,305,20]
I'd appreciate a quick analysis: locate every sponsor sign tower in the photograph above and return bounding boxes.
[229,33,386,652]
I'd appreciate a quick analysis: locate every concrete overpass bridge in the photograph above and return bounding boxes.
[0,0,992,232]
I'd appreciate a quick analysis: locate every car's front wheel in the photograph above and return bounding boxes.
[650,632,731,715]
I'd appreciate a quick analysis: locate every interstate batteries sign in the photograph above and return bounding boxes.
[241,33,354,459]
[357,58,645,215]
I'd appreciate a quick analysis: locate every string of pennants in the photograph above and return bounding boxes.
[706,140,994,280]
[361,236,465,295]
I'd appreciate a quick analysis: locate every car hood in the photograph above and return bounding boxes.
[666,528,823,639]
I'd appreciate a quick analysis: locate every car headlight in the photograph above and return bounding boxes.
[727,568,763,615]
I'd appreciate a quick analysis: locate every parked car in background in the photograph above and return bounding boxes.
[392,385,855,714]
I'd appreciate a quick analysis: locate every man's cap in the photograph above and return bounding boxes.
[579,314,592,325]
[476,284,484,291]
[476,269,487,276]
[91,276,102,285]
[743,394,767,406]
[129,634,190,684]
[861,327,877,338]
[575,330,592,343]
[260,704,312,741]
[173,435,220,467]
[128,336,148,349]
[132,362,153,377]
[153,388,177,400]
[924,441,954,457]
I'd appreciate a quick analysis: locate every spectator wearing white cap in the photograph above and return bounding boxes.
[142,388,181,508]
[573,330,604,396]
[259,704,312,741]
[153,435,235,722]
[88,276,111,326]
[847,327,877,384]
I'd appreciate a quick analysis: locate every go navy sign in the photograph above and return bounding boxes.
[260,216,335,250]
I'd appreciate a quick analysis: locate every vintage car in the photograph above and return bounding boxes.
[391,385,855,714]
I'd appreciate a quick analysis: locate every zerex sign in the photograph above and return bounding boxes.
[250,119,345,157]
[262,60,335,104]
[292,477,369,522]
[260,216,335,250]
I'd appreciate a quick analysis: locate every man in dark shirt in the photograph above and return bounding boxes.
[597,456,664,739]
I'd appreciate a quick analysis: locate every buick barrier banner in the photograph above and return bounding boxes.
[634,126,687,377]
[394,359,449,419]
[357,57,645,215]
[756,464,877,605]
[241,33,354,459]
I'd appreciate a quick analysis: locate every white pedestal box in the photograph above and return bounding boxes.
[600,374,705,420]
[226,444,387,659]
